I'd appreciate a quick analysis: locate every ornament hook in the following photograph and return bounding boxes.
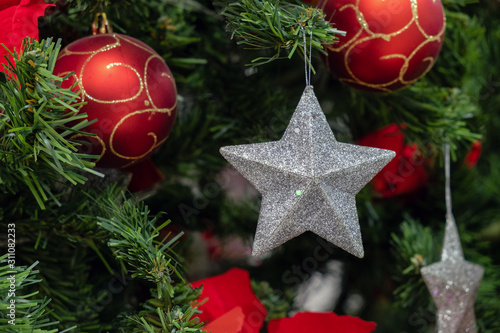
[92,12,113,35]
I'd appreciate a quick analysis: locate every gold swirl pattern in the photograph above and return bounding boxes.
[58,34,120,57]
[144,55,177,113]
[120,34,157,54]
[109,107,175,161]
[55,33,177,168]
[82,62,144,104]
[322,0,446,92]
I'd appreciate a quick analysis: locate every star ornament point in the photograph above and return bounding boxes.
[220,86,395,258]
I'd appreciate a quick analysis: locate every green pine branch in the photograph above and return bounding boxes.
[0,182,126,250]
[390,83,481,155]
[98,197,183,296]
[97,196,205,331]
[1,185,128,331]
[46,0,112,16]
[123,305,206,333]
[346,80,482,158]
[0,38,102,210]
[20,245,111,332]
[251,280,292,320]
[214,0,346,66]
[0,254,65,332]
[390,218,439,310]
[1,179,203,331]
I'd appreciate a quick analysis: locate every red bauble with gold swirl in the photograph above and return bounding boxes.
[307,0,445,92]
[53,33,177,191]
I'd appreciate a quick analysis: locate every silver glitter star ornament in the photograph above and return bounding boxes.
[220,86,395,258]
[421,214,484,333]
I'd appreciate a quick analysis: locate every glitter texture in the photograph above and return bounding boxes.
[421,215,484,333]
[219,86,395,258]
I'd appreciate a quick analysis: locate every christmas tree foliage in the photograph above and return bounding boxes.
[1,0,499,332]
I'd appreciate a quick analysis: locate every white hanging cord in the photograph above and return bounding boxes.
[308,28,312,86]
[301,26,313,87]
[444,143,453,219]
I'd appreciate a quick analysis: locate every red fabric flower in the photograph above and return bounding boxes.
[0,0,53,71]
[204,306,245,333]
[268,312,377,333]
[192,268,267,333]
[464,140,482,168]
[358,124,428,197]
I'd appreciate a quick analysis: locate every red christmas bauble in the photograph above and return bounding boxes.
[308,0,445,92]
[53,33,177,191]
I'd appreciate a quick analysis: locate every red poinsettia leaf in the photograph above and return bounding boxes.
[464,140,482,168]
[204,306,245,333]
[358,123,405,154]
[0,0,53,71]
[0,1,22,11]
[359,124,428,197]
[358,124,405,191]
[192,268,267,333]
[268,312,376,333]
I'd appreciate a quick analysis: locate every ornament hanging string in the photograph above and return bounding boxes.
[301,26,313,87]
[444,143,453,219]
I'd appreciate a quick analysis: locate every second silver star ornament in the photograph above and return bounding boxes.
[421,215,484,333]
[220,86,395,257]
[420,144,484,333]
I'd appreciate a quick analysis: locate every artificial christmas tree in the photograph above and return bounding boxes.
[1,0,499,332]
